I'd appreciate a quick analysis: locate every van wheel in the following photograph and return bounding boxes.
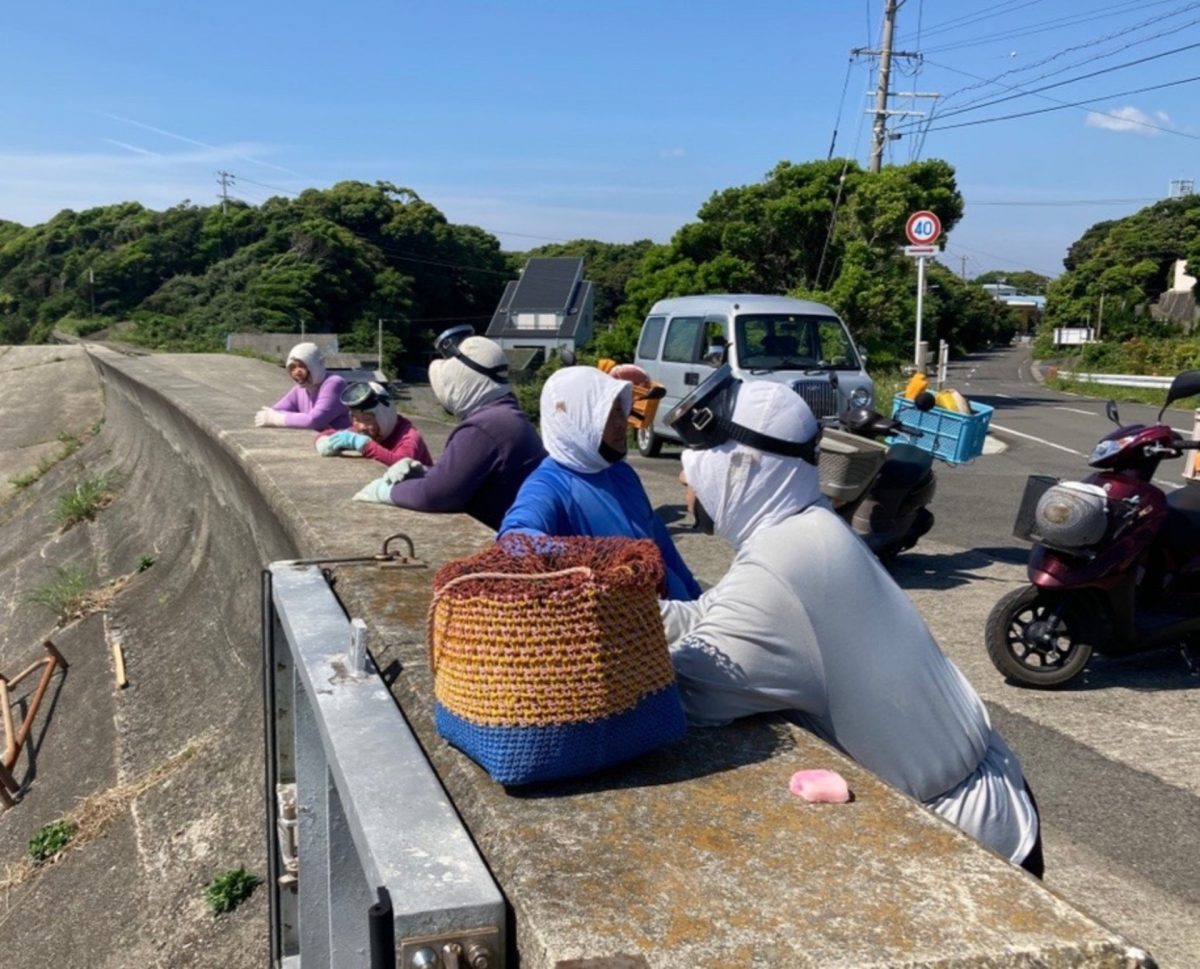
[637,425,663,457]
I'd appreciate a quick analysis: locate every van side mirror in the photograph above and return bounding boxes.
[704,344,727,366]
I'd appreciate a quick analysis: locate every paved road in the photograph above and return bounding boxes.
[629,346,1200,967]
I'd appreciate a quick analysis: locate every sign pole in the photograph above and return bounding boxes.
[915,254,926,368]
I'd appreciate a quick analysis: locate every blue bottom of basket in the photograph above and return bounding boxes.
[435,685,687,785]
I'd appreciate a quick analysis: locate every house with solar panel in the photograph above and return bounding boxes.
[485,257,595,369]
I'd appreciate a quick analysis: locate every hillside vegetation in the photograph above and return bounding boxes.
[0,160,1026,372]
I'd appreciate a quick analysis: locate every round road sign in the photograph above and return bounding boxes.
[906,210,942,246]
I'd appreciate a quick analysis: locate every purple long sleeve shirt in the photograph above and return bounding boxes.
[387,394,545,530]
[272,375,351,430]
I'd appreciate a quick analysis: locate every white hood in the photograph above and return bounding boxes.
[286,342,326,386]
[429,336,511,418]
[363,381,398,439]
[681,380,822,550]
[540,367,633,474]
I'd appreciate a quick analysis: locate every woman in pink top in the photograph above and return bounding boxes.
[254,342,351,431]
[315,381,433,467]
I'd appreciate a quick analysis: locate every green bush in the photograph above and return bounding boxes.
[26,566,91,620]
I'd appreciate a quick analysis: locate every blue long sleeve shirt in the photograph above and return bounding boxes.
[499,457,701,601]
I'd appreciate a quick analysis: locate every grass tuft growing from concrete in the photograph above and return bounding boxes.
[56,473,116,529]
[204,867,261,916]
[26,566,92,620]
[28,820,75,864]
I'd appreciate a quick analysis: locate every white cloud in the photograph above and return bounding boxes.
[0,142,307,226]
[1084,106,1166,136]
[658,147,687,159]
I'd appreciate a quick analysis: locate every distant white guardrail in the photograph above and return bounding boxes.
[1055,371,1174,389]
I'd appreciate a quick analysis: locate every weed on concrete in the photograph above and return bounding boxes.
[56,473,116,529]
[26,566,91,620]
[7,427,97,492]
[28,820,75,864]
[204,867,261,916]
[136,555,156,573]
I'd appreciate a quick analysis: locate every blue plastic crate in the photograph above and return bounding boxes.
[888,394,994,465]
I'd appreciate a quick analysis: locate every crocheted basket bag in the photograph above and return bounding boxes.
[428,535,687,785]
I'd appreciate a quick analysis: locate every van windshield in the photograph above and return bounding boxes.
[734,313,861,371]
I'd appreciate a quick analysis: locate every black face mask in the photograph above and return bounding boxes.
[692,497,716,535]
[598,440,625,465]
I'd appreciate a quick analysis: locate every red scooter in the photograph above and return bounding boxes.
[986,370,1200,688]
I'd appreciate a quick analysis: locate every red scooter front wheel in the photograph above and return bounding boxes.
[985,585,1094,689]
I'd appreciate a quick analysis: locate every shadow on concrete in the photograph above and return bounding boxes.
[508,714,792,799]
[892,547,1025,590]
[1049,647,1200,694]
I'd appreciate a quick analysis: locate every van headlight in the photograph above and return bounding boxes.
[849,386,872,408]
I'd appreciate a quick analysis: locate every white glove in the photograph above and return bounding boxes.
[352,477,394,505]
[255,407,287,428]
[383,457,428,484]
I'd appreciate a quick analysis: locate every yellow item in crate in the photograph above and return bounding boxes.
[596,358,618,374]
[935,388,972,415]
[903,372,929,400]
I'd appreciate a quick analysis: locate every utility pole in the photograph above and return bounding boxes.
[88,267,96,318]
[217,171,235,214]
[1096,291,1106,340]
[869,0,899,173]
[960,256,968,281]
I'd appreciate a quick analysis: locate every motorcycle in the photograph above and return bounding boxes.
[820,406,937,563]
[986,369,1200,689]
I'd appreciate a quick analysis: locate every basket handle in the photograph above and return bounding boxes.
[426,566,595,674]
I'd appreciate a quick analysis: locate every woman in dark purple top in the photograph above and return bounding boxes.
[352,334,544,531]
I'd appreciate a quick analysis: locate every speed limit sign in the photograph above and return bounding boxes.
[905,210,942,246]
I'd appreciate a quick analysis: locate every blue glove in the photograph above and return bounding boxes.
[352,477,394,505]
[318,430,370,456]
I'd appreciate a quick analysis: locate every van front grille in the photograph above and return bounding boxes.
[790,379,837,418]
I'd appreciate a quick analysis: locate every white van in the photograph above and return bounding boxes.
[633,294,874,455]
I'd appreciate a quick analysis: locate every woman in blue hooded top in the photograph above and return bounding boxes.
[499,366,701,601]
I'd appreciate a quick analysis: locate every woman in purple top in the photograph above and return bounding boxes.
[254,342,351,431]
[352,332,545,530]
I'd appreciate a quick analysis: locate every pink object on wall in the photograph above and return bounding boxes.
[789,769,851,803]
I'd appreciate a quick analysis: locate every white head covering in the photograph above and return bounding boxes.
[286,342,326,386]
[540,367,633,474]
[428,336,511,419]
[681,380,822,549]
[353,381,398,439]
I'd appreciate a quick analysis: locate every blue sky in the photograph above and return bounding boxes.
[1,0,1197,279]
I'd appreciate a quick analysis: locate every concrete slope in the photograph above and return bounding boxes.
[0,347,270,968]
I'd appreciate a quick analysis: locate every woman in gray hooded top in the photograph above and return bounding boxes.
[353,335,544,531]
[661,379,1043,876]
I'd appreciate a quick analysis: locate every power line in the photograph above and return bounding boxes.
[916,40,1200,125]
[923,0,1183,54]
[908,70,1200,138]
[932,2,1200,112]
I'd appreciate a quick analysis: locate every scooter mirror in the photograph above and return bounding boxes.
[1105,400,1121,426]
[1161,369,1200,421]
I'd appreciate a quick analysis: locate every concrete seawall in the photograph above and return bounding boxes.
[33,346,1151,967]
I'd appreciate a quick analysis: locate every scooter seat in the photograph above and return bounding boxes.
[877,443,934,491]
[1163,483,1200,560]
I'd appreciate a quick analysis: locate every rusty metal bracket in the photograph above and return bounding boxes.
[1,640,69,810]
[279,532,427,571]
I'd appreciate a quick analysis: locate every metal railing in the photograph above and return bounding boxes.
[263,560,506,969]
[1055,371,1174,389]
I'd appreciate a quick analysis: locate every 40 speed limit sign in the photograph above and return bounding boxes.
[905,210,941,246]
